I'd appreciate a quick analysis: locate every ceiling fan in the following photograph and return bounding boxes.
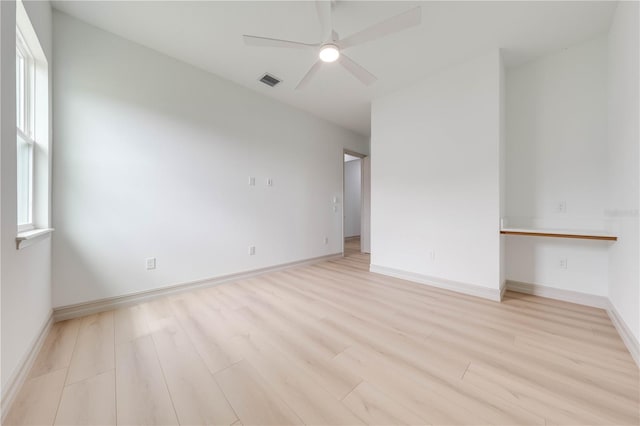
[243,2,422,89]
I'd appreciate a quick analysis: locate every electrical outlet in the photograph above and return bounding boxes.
[248,176,255,186]
[267,178,273,187]
[559,258,568,269]
[146,257,156,270]
[324,237,329,245]
[556,201,567,213]
[248,246,256,255]
[428,250,436,262]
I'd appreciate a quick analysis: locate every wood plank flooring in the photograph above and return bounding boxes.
[5,238,639,425]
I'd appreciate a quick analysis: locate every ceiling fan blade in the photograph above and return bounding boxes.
[243,35,319,50]
[339,6,422,50]
[295,60,323,90]
[315,0,332,41]
[338,54,377,86]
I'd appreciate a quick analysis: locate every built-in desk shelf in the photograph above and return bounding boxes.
[500,228,617,241]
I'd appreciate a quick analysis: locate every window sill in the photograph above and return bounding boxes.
[16,228,54,250]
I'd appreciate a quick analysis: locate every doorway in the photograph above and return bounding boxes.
[343,150,370,257]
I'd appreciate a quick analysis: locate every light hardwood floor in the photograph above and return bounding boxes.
[5,238,639,425]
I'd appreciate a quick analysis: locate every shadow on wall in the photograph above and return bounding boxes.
[52,12,368,307]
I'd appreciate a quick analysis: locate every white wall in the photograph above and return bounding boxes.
[370,51,503,297]
[1,0,53,393]
[344,159,361,238]
[607,1,639,342]
[52,12,368,308]
[499,52,507,292]
[361,156,371,253]
[505,36,609,296]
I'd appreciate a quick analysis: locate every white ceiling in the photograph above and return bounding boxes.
[52,1,616,136]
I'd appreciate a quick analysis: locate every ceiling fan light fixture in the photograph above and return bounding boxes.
[244,4,422,89]
[319,44,340,63]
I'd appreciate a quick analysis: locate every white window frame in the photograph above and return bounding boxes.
[15,0,53,249]
[16,27,36,233]
[17,129,35,232]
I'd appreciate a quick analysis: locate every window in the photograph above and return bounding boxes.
[15,0,51,249]
[16,27,35,232]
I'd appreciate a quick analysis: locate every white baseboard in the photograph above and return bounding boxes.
[506,280,609,309]
[54,253,342,321]
[506,280,638,368]
[1,312,53,422]
[499,280,507,301]
[607,301,640,367]
[369,264,502,302]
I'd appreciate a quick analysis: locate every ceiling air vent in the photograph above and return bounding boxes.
[259,73,281,87]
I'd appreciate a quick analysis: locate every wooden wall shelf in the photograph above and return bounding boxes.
[500,228,617,241]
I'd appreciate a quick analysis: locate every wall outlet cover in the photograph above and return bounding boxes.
[146,258,156,270]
